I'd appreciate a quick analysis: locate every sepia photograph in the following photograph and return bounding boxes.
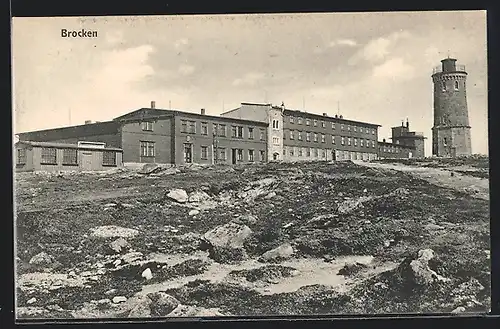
[12,11,489,319]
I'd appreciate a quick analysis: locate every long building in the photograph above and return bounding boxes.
[221,102,381,162]
[17,101,422,168]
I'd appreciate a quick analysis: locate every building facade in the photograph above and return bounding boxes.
[18,103,268,166]
[377,140,415,159]
[431,58,472,157]
[15,141,123,172]
[221,102,381,162]
[390,119,426,158]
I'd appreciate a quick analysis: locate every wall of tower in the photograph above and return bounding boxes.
[432,126,471,157]
[432,73,469,128]
[413,139,425,158]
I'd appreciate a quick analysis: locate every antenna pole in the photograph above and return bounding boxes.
[337,101,340,115]
[303,96,305,111]
[169,100,172,110]
[68,108,71,125]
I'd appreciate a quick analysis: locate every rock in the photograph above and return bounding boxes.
[260,243,294,262]
[147,292,179,316]
[166,189,189,203]
[451,278,485,306]
[112,296,127,303]
[121,252,143,264]
[141,268,153,280]
[451,306,466,314]
[121,203,135,208]
[90,225,139,239]
[27,297,37,305]
[105,289,117,296]
[400,249,450,286]
[29,252,54,266]
[391,187,410,196]
[337,196,371,215]
[425,223,445,230]
[104,203,118,208]
[188,191,211,203]
[238,214,258,225]
[97,299,111,305]
[203,222,252,249]
[128,302,152,318]
[337,262,368,276]
[140,163,161,174]
[188,209,200,216]
[265,191,277,199]
[167,304,225,317]
[109,238,130,253]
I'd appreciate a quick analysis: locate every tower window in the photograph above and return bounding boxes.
[443,138,447,146]
[441,81,446,91]
[454,81,459,90]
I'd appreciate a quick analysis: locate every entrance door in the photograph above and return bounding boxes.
[81,152,92,170]
[184,144,193,163]
[332,149,336,161]
[273,153,279,161]
[231,149,237,164]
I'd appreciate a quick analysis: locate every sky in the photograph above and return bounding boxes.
[12,11,488,155]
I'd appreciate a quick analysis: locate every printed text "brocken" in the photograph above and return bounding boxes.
[61,29,98,38]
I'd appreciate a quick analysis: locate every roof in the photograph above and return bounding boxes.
[17,121,121,141]
[15,140,123,152]
[283,109,382,127]
[115,107,269,126]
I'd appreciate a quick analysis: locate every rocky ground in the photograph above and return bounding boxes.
[14,157,491,319]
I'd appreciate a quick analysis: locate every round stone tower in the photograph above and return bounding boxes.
[431,58,472,157]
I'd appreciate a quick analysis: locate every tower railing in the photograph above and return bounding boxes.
[432,64,466,74]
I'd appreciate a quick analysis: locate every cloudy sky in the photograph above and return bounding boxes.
[12,11,488,155]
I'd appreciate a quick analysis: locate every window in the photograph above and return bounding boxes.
[322,150,326,158]
[140,141,155,157]
[248,127,254,139]
[365,128,369,134]
[218,148,226,160]
[17,148,26,165]
[347,125,351,131]
[260,150,266,161]
[201,122,208,135]
[354,138,358,146]
[298,131,303,140]
[306,148,311,157]
[290,130,294,140]
[290,116,294,124]
[232,126,243,138]
[41,147,57,164]
[103,151,117,166]
[237,149,243,161]
[360,139,364,147]
[63,149,77,165]
[354,126,357,132]
[219,124,226,137]
[272,120,279,130]
[237,126,243,138]
[260,129,265,141]
[372,140,375,148]
[443,138,447,146]
[188,121,196,133]
[231,126,237,138]
[371,129,375,135]
[314,133,318,142]
[348,137,352,146]
[321,134,325,143]
[283,149,286,156]
[298,148,303,156]
[332,122,336,129]
[341,124,345,130]
[290,147,294,156]
[321,121,326,128]
[306,132,311,142]
[442,81,446,91]
[454,81,459,90]
[341,137,345,145]
[212,123,218,136]
[313,120,318,127]
[249,149,254,162]
[306,119,310,126]
[332,135,336,144]
[298,118,303,125]
[201,146,208,159]
[314,148,319,157]
[181,120,188,132]
[272,137,280,145]
[141,121,154,131]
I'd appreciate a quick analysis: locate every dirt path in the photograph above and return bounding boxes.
[355,161,490,201]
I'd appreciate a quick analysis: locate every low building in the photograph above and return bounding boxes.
[17,102,269,166]
[221,102,381,162]
[14,141,123,172]
[377,139,415,159]
[390,119,426,158]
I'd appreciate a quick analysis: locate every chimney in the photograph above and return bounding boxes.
[201,108,206,115]
[339,115,343,119]
[383,138,386,143]
[322,113,328,116]
[84,120,92,124]
[406,119,409,128]
[151,101,156,109]
[334,114,338,118]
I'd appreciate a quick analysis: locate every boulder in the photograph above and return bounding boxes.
[203,222,252,249]
[140,163,161,174]
[148,292,180,316]
[112,296,127,303]
[399,249,450,287]
[260,243,294,262]
[188,191,211,203]
[29,252,55,266]
[188,209,200,216]
[141,268,153,280]
[167,304,225,317]
[166,189,189,203]
[90,225,139,239]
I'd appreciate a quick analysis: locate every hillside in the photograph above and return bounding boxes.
[14,157,490,318]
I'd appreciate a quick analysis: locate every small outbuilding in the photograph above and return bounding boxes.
[14,141,123,172]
